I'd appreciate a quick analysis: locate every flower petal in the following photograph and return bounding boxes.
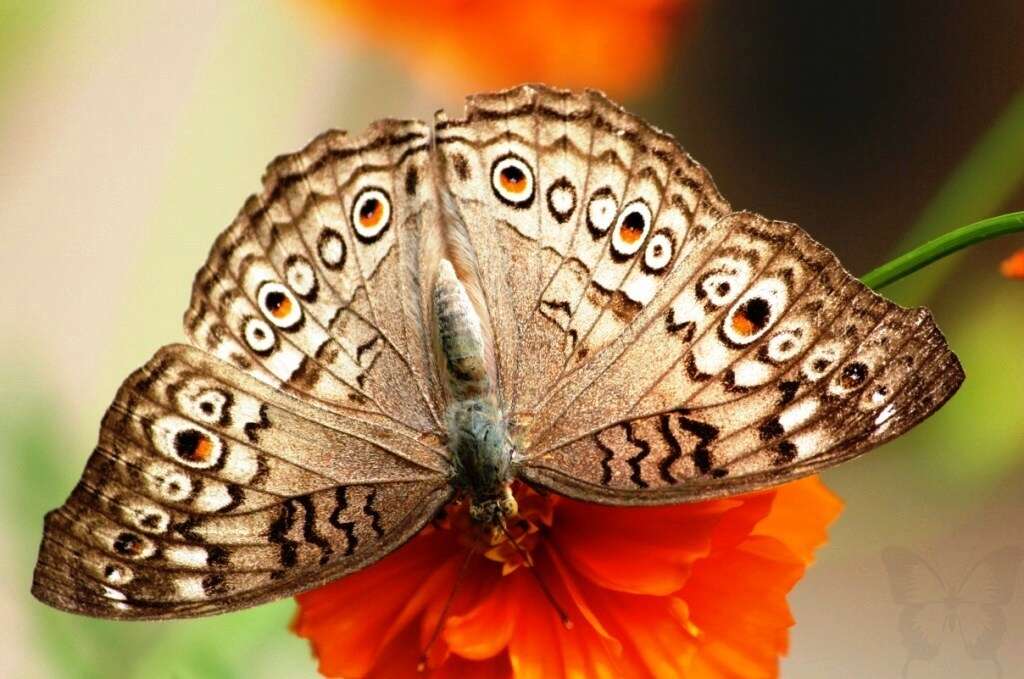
[753,476,843,564]
[445,567,521,660]
[683,478,842,679]
[552,497,740,595]
[293,528,458,678]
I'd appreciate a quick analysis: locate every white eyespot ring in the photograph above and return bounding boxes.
[764,329,804,363]
[125,504,170,534]
[642,230,675,274]
[317,227,346,269]
[243,316,276,355]
[586,187,617,237]
[147,462,193,502]
[802,343,841,381]
[152,417,224,470]
[546,177,576,223]
[257,281,303,330]
[610,200,652,260]
[182,387,231,425]
[490,154,535,207]
[721,278,788,347]
[351,187,391,243]
[697,257,752,308]
[284,255,318,301]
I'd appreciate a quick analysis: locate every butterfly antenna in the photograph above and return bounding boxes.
[418,547,475,673]
[497,519,572,629]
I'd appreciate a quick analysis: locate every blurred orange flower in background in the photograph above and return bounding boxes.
[293,478,842,678]
[301,0,697,97]
[1000,248,1024,279]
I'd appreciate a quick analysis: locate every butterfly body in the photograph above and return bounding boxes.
[33,84,964,620]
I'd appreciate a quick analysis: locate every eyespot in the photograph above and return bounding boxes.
[586,187,617,238]
[113,531,155,560]
[257,281,302,330]
[721,278,788,347]
[243,316,276,355]
[150,417,224,470]
[351,187,391,243]
[610,200,652,260]
[317,228,346,270]
[125,504,170,534]
[147,462,193,502]
[642,229,675,274]
[491,154,535,207]
[545,177,576,223]
[839,361,869,389]
[696,258,752,308]
[181,387,232,426]
[802,343,841,381]
[761,329,804,364]
[284,254,318,301]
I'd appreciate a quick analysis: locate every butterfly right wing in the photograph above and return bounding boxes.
[185,119,446,437]
[33,344,452,619]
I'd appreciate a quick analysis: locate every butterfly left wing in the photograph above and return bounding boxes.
[32,344,451,619]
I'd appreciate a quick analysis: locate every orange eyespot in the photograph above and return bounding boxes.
[500,166,527,193]
[618,211,646,244]
[265,291,292,319]
[359,198,383,227]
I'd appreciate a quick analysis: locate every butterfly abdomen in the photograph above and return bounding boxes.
[433,259,492,400]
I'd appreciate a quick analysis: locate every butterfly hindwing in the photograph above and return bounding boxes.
[32,344,451,619]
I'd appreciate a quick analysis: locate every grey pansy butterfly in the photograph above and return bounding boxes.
[32,84,963,619]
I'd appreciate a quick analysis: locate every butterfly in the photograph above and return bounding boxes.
[883,545,1023,678]
[32,84,964,620]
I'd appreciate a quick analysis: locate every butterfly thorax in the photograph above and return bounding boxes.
[434,260,518,524]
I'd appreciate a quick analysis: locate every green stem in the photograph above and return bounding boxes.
[860,211,1024,290]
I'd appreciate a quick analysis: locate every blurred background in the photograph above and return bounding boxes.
[1,2,1022,677]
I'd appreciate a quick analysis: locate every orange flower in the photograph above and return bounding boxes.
[299,0,697,97]
[1000,248,1024,279]
[293,477,842,678]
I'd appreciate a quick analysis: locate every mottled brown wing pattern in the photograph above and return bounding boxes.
[520,212,963,503]
[433,84,961,504]
[33,345,451,619]
[434,86,731,423]
[33,84,965,622]
[184,120,443,434]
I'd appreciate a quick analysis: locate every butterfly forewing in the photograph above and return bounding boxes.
[185,121,443,434]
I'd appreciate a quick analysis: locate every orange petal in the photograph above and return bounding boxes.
[753,476,843,564]
[552,496,740,595]
[571,573,700,678]
[444,567,521,660]
[683,479,841,679]
[294,529,457,678]
[508,572,567,679]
